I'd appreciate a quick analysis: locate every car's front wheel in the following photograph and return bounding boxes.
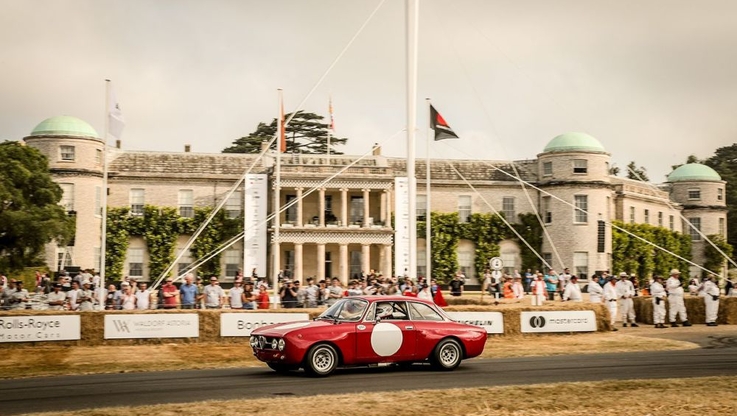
[432,338,462,370]
[304,343,338,377]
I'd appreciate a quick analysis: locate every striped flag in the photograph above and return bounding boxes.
[107,83,125,140]
[279,94,287,152]
[328,96,335,132]
[429,104,459,141]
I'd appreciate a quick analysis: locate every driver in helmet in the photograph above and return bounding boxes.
[375,303,393,320]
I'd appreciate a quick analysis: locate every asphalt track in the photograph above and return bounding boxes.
[2,342,737,415]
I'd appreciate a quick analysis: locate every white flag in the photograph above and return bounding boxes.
[108,83,125,140]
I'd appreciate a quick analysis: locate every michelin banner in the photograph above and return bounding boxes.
[520,311,597,333]
[446,312,504,334]
[104,314,199,339]
[221,313,310,336]
[0,315,81,343]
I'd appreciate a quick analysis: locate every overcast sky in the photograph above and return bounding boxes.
[2,0,736,182]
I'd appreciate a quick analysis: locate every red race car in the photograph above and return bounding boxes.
[250,295,487,376]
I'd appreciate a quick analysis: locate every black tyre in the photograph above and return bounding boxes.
[267,362,298,373]
[432,338,462,370]
[304,344,338,377]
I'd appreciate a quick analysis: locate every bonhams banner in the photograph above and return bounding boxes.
[394,177,410,277]
[221,313,310,336]
[446,312,504,334]
[104,314,199,339]
[520,311,597,333]
[0,315,81,343]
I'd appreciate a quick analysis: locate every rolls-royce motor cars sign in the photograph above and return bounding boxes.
[0,315,81,343]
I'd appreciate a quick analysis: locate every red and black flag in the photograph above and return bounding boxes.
[429,104,459,141]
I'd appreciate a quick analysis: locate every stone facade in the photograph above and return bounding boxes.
[22,121,727,283]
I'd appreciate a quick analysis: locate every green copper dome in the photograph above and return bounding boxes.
[667,163,721,182]
[543,132,606,153]
[30,116,98,138]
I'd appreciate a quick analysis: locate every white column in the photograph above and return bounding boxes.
[380,190,387,226]
[319,188,325,227]
[361,243,370,275]
[294,242,303,283]
[317,243,326,280]
[341,188,348,226]
[383,244,393,278]
[339,243,349,285]
[363,188,370,228]
[296,187,303,226]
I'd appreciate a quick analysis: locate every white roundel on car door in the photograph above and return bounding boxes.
[370,322,403,356]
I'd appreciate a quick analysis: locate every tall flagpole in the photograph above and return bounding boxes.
[327,96,332,164]
[99,80,111,310]
[425,98,432,290]
[272,89,283,308]
[406,0,419,281]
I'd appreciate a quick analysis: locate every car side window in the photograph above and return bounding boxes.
[408,302,444,321]
[375,301,408,320]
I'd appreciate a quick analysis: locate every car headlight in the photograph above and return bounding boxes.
[271,338,278,350]
[250,337,258,348]
[277,339,285,351]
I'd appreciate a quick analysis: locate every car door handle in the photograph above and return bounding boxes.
[405,326,414,330]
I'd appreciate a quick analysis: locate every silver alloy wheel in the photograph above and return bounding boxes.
[434,339,461,370]
[306,344,337,376]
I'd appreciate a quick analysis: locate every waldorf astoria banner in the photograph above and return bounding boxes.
[104,314,199,339]
[394,177,410,278]
[0,315,81,343]
[244,173,268,278]
[520,311,597,333]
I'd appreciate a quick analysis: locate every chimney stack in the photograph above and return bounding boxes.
[184,144,191,153]
[372,143,381,156]
[115,140,121,149]
[260,140,270,153]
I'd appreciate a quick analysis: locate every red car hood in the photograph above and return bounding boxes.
[251,319,335,337]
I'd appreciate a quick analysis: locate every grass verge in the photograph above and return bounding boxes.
[26,376,737,416]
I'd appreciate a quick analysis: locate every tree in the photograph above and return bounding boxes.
[704,144,737,261]
[626,161,649,182]
[223,111,348,154]
[608,164,620,176]
[0,141,74,272]
[671,154,701,171]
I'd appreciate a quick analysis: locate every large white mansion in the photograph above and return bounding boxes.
[23,115,727,283]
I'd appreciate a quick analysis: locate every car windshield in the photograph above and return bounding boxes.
[318,298,368,322]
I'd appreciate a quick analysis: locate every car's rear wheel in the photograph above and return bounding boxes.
[304,344,338,377]
[432,338,462,370]
[267,362,298,373]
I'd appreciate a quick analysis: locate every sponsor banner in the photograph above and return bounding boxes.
[447,312,504,334]
[104,314,199,339]
[0,315,81,343]
[394,177,410,277]
[221,313,310,336]
[520,311,597,333]
[244,173,268,278]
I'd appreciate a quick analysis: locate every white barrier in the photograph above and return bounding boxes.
[104,314,199,339]
[446,311,504,334]
[221,313,310,336]
[520,311,597,333]
[0,315,81,343]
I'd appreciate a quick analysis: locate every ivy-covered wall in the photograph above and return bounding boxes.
[417,212,543,283]
[611,220,692,283]
[105,206,240,281]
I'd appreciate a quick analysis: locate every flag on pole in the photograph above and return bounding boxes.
[108,84,125,141]
[328,96,335,132]
[429,104,459,141]
[279,94,287,152]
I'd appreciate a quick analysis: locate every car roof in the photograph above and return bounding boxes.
[348,295,434,305]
